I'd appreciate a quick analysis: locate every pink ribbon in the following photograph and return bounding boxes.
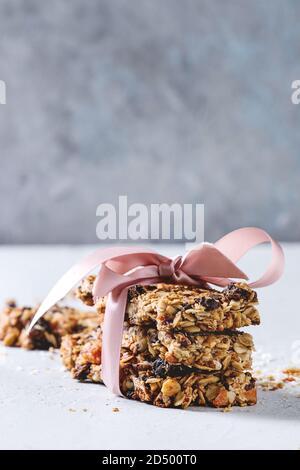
[28,227,284,396]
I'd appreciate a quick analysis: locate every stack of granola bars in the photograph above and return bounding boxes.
[0,278,260,409]
[61,277,260,409]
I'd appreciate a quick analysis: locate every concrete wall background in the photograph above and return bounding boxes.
[0,0,300,244]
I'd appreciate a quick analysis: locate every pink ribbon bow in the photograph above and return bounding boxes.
[29,227,284,396]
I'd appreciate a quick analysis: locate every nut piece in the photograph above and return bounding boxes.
[3,328,19,346]
[161,378,181,397]
[212,389,230,407]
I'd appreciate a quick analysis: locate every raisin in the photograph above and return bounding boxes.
[223,284,251,301]
[28,319,58,349]
[127,285,151,300]
[152,359,168,377]
[197,297,220,310]
[245,378,256,391]
[73,363,91,381]
[181,303,192,311]
[152,359,206,378]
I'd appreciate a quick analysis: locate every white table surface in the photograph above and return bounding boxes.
[0,243,299,450]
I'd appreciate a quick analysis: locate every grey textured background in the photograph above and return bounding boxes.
[0,0,300,244]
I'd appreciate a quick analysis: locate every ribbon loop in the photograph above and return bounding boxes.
[215,227,285,288]
[158,255,183,279]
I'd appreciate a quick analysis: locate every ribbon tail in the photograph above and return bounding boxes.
[27,246,164,332]
[101,288,128,396]
[215,227,285,288]
[27,250,110,332]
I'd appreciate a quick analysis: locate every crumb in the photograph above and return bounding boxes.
[283,377,296,383]
[112,407,119,412]
[283,368,300,377]
[258,380,284,391]
[222,407,232,413]
[68,408,76,412]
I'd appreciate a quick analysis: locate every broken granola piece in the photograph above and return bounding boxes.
[0,301,99,350]
[60,327,103,382]
[282,368,300,377]
[76,275,97,306]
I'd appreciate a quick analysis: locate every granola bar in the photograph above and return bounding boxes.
[61,322,253,379]
[60,330,256,408]
[120,351,256,409]
[60,322,256,408]
[77,277,260,331]
[123,325,254,372]
[0,300,99,349]
[121,369,257,409]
